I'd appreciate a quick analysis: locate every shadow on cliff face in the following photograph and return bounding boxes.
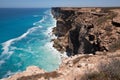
[67,23,102,56]
[52,7,120,56]
[112,21,120,27]
[81,58,120,80]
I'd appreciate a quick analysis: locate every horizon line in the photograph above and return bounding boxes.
[0,6,120,8]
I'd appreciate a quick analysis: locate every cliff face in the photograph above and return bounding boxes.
[52,7,120,55]
[5,8,120,80]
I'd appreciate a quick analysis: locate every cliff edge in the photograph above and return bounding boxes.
[52,7,120,56]
[4,8,120,80]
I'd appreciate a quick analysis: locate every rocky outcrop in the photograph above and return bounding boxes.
[112,9,120,27]
[52,8,75,37]
[5,50,120,80]
[52,8,120,55]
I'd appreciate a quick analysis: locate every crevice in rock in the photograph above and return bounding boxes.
[51,7,120,56]
[112,21,120,27]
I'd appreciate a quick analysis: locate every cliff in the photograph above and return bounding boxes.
[4,8,120,80]
[52,7,120,56]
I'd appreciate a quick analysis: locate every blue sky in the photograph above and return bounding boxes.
[0,0,120,8]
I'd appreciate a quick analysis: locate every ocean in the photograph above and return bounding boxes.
[0,8,61,78]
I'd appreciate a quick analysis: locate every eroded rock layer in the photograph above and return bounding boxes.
[52,7,120,55]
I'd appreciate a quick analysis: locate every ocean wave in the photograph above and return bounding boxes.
[1,26,42,55]
[0,60,5,66]
[3,70,21,78]
[0,26,42,67]
[44,26,68,58]
[33,22,36,26]
[44,9,51,15]
[33,15,39,17]
[40,41,61,65]
[43,26,56,39]
[33,15,47,26]
[16,47,34,55]
[39,16,46,23]
[43,16,57,39]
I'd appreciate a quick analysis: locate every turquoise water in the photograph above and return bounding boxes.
[0,8,61,78]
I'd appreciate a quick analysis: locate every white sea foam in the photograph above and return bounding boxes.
[43,15,68,58]
[42,41,61,64]
[0,60,5,65]
[39,16,46,23]
[3,71,13,78]
[0,26,42,67]
[33,15,39,17]
[14,62,22,67]
[1,69,22,80]
[33,15,47,26]
[3,70,21,78]
[0,51,14,67]
[33,22,36,26]
[43,16,57,39]
[44,26,56,39]
[49,12,68,58]
[15,47,34,54]
[38,25,43,28]
[44,9,51,15]
[1,26,41,55]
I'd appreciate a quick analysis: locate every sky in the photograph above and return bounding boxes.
[0,0,120,8]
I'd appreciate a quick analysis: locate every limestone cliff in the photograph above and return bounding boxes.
[52,7,120,56]
[4,8,120,80]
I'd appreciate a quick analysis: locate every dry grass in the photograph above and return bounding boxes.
[96,12,117,25]
[104,26,113,32]
[81,58,120,80]
[109,39,120,52]
[73,55,92,65]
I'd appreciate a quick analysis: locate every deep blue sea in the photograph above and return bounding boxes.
[0,8,61,78]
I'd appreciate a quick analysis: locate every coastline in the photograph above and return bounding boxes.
[4,7,120,80]
[0,8,62,79]
[2,9,65,80]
